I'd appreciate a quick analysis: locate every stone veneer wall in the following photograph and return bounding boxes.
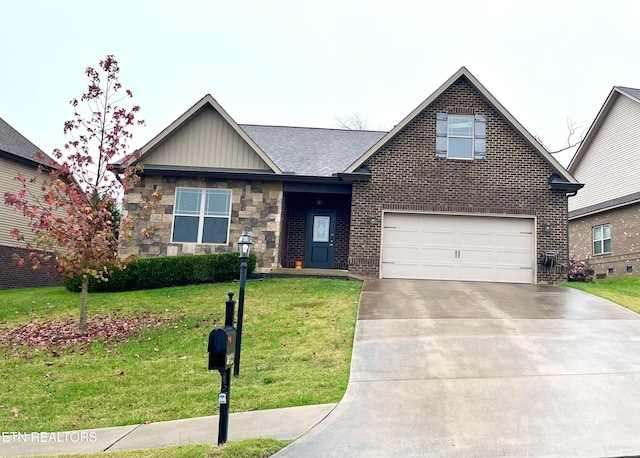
[569,203,640,277]
[120,175,283,273]
[349,76,570,283]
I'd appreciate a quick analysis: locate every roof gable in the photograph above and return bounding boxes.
[345,67,577,183]
[568,86,640,173]
[134,94,282,173]
[567,85,640,214]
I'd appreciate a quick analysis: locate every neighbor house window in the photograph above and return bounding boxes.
[436,113,486,160]
[172,187,231,244]
[593,224,611,255]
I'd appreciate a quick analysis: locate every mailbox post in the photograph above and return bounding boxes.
[208,292,236,445]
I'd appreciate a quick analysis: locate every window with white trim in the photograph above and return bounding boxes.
[172,187,232,244]
[436,113,486,160]
[593,224,611,255]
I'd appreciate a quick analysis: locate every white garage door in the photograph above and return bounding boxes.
[381,213,534,283]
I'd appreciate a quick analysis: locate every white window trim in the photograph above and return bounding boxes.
[592,224,611,255]
[447,114,474,160]
[171,187,232,245]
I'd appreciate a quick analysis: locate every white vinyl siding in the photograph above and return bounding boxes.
[381,213,535,284]
[569,94,640,212]
[144,106,272,171]
[0,156,40,248]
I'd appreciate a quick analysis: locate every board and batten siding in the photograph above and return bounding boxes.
[569,94,640,212]
[143,106,272,171]
[0,156,40,247]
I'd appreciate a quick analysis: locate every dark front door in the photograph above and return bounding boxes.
[306,210,336,269]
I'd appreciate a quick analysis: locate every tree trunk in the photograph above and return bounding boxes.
[79,277,89,331]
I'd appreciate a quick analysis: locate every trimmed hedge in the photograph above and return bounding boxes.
[64,253,257,293]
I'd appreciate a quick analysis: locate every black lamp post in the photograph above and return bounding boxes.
[234,228,252,377]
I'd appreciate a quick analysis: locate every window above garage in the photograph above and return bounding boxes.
[436,113,486,160]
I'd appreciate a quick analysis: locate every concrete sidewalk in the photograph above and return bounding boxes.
[0,404,336,457]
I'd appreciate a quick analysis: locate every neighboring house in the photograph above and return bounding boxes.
[0,117,62,289]
[121,67,581,284]
[568,86,640,277]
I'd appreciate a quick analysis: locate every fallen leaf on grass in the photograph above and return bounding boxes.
[0,313,173,354]
[11,407,20,417]
[179,356,188,360]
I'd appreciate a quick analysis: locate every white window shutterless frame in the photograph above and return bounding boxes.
[593,224,611,255]
[172,187,232,244]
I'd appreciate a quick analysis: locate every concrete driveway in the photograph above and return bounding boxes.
[277,280,640,457]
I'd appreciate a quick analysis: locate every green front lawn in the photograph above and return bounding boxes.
[0,278,361,433]
[35,439,291,458]
[563,275,640,313]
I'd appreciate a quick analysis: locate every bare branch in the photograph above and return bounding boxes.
[535,117,588,154]
[335,112,368,130]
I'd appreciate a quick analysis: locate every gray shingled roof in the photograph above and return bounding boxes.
[0,116,51,165]
[240,125,386,176]
[618,86,640,100]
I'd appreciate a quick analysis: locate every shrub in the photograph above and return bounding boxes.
[65,253,257,292]
[568,255,594,282]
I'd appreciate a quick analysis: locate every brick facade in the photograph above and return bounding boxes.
[569,203,640,277]
[349,77,569,283]
[120,175,283,272]
[280,193,351,269]
[0,245,63,290]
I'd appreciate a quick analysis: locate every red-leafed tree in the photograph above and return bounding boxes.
[4,55,161,330]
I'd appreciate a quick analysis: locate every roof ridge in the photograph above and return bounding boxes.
[239,123,387,134]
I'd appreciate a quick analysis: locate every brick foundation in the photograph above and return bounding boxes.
[0,245,63,290]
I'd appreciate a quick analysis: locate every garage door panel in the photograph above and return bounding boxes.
[382,214,534,284]
[459,247,493,263]
[384,228,419,244]
[382,246,419,262]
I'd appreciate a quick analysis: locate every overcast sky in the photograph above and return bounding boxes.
[2,0,638,167]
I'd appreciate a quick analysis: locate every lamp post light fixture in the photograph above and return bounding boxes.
[234,228,252,377]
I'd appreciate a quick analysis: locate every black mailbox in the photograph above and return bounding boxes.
[208,326,236,370]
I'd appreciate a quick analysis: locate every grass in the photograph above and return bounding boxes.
[563,275,640,312]
[32,439,291,458]
[0,278,361,433]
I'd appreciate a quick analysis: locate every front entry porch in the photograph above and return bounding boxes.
[278,185,351,270]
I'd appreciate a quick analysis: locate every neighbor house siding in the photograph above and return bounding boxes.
[0,156,63,289]
[569,203,640,277]
[569,95,640,212]
[349,77,568,283]
[143,106,272,171]
[0,156,38,247]
[120,175,283,272]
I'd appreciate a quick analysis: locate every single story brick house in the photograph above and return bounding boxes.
[121,67,582,284]
[568,86,640,277]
